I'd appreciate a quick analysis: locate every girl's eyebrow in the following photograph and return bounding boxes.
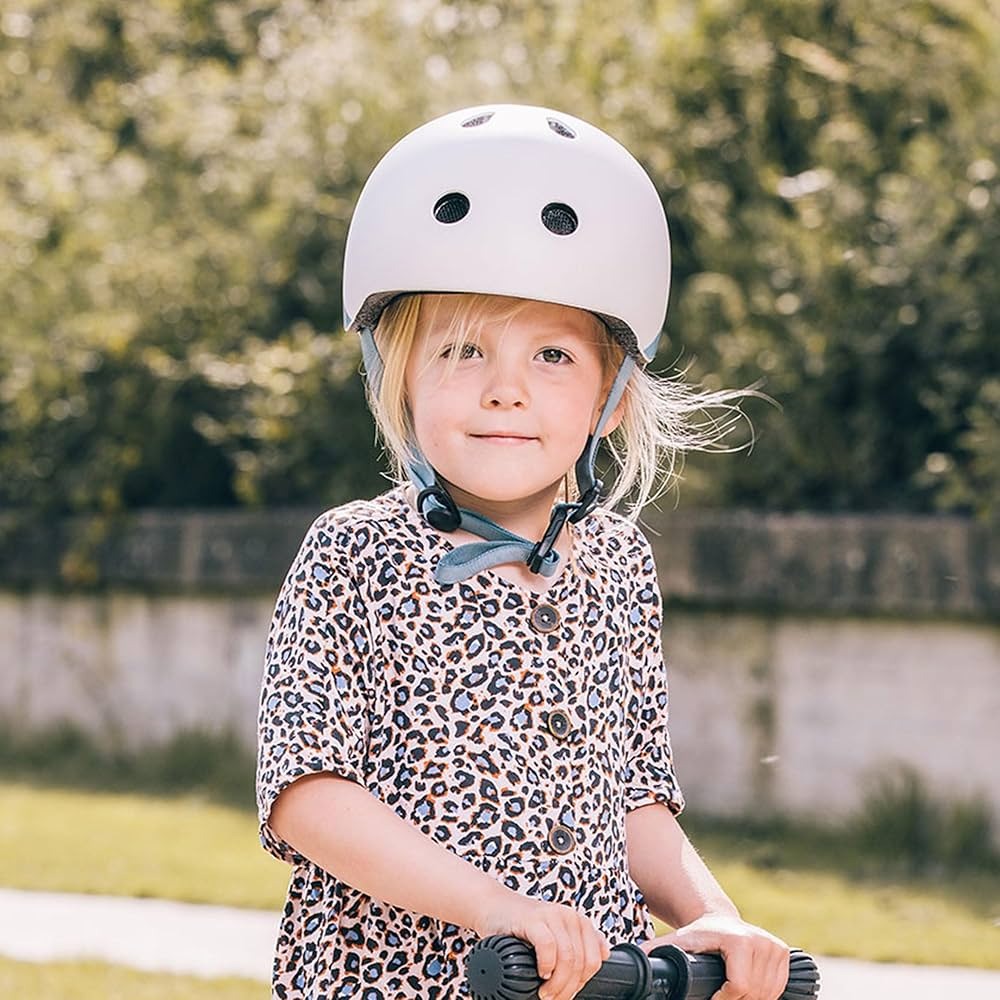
[531,328,604,349]
[527,319,600,338]
[420,318,598,346]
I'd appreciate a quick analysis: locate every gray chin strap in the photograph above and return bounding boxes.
[360,327,634,585]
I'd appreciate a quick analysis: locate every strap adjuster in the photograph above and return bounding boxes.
[568,480,603,523]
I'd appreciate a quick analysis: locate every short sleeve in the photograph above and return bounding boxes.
[255,514,376,862]
[622,532,685,815]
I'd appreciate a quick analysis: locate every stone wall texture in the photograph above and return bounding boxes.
[1,507,998,830]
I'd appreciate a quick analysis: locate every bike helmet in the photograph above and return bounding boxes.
[343,104,672,583]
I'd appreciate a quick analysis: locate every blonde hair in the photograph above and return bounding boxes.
[364,292,754,520]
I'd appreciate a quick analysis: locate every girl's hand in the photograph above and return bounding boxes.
[641,914,790,1000]
[474,892,611,1000]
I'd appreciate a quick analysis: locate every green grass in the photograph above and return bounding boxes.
[2,781,1000,969]
[0,782,287,909]
[0,955,264,999]
[681,816,1000,968]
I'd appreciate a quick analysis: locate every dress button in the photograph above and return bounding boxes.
[546,709,571,739]
[530,603,560,634]
[547,824,576,854]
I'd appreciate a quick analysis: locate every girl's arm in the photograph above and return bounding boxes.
[269,773,610,1000]
[625,803,789,1000]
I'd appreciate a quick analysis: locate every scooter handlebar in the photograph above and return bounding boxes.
[466,935,820,1000]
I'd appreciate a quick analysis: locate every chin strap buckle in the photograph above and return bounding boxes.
[416,484,461,532]
[526,503,574,574]
[526,479,605,574]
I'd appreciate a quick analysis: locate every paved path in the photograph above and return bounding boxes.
[2,887,1000,997]
[0,888,277,980]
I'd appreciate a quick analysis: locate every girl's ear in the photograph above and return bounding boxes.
[592,385,627,438]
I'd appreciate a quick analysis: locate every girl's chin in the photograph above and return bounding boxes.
[443,481,564,508]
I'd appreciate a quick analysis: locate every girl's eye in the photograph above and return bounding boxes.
[441,342,481,360]
[539,347,571,364]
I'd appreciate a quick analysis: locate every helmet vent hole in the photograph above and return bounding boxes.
[434,193,471,224]
[461,112,494,128]
[547,118,576,139]
[541,203,578,235]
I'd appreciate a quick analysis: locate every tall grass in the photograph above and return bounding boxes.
[848,765,999,876]
[0,723,256,809]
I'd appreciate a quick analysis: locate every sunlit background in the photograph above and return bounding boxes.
[2,0,998,519]
[1,2,999,997]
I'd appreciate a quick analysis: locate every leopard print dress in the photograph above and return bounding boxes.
[256,485,684,999]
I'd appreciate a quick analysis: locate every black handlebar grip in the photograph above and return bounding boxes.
[648,945,819,1000]
[467,937,658,1000]
[466,936,820,1000]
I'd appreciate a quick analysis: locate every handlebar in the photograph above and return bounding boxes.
[466,935,820,1000]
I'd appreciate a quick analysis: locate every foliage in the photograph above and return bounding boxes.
[0,721,256,807]
[1,0,998,516]
[847,764,1000,876]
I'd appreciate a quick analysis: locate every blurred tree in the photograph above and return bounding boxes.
[0,0,997,517]
[642,0,1000,515]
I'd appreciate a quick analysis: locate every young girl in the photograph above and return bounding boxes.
[257,105,789,1000]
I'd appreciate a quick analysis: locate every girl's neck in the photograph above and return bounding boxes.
[402,483,576,577]
[405,480,562,541]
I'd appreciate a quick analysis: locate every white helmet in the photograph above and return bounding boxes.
[343,103,670,363]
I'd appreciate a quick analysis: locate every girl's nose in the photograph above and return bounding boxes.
[481,357,528,408]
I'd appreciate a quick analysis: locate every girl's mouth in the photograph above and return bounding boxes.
[471,434,537,444]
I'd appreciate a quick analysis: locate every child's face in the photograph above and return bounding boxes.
[404,297,622,517]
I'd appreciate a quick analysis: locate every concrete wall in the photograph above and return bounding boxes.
[665,611,1000,822]
[0,591,267,750]
[1,507,998,830]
